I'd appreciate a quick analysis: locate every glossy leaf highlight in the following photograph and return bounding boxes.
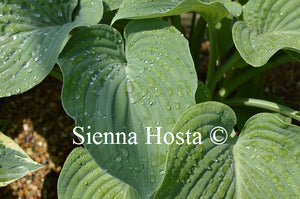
[58,147,140,199]
[233,0,300,66]
[0,0,103,97]
[154,102,300,198]
[58,19,197,197]
[0,132,43,187]
[112,0,242,25]
[154,102,237,198]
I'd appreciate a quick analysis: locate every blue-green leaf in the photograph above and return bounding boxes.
[58,147,140,199]
[154,102,237,198]
[154,102,300,198]
[58,19,197,197]
[233,0,300,66]
[0,0,103,97]
[112,0,242,25]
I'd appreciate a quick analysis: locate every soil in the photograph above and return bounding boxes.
[0,76,75,199]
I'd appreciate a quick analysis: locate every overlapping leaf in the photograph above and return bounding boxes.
[154,102,300,198]
[0,132,43,187]
[58,19,197,197]
[112,0,241,25]
[0,0,102,97]
[58,147,140,199]
[154,102,237,198]
[233,0,300,66]
[234,113,300,198]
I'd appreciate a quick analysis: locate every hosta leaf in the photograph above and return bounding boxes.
[154,102,300,198]
[232,0,300,66]
[0,132,43,187]
[0,0,103,97]
[58,19,197,197]
[234,113,300,198]
[112,0,242,25]
[58,147,140,199]
[154,102,237,198]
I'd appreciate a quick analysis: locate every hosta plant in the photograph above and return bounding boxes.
[1,0,300,198]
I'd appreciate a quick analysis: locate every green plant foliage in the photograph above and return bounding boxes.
[154,102,237,198]
[234,113,300,198]
[0,132,43,187]
[0,0,103,98]
[58,19,197,197]
[0,0,299,198]
[112,0,242,25]
[195,81,212,103]
[232,0,300,66]
[154,102,300,198]
[58,147,140,199]
[103,0,123,11]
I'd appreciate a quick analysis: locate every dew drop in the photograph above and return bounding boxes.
[175,102,180,110]
[22,62,30,69]
[10,74,16,80]
[115,156,122,162]
[33,13,41,18]
[127,80,134,93]
[129,97,136,104]
[57,11,63,17]
[272,176,280,184]
[160,170,165,175]
[150,175,156,184]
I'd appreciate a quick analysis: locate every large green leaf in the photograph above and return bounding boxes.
[154,102,300,198]
[232,0,300,66]
[234,113,300,198]
[0,132,43,187]
[58,19,197,197]
[154,102,237,198]
[0,0,103,97]
[112,0,242,25]
[58,147,140,199]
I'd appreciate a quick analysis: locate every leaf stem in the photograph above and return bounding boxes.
[215,53,292,100]
[189,16,206,70]
[208,51,247,93]
[170,15,184,34]
[225,98,300,122]
[206,25,217,88]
